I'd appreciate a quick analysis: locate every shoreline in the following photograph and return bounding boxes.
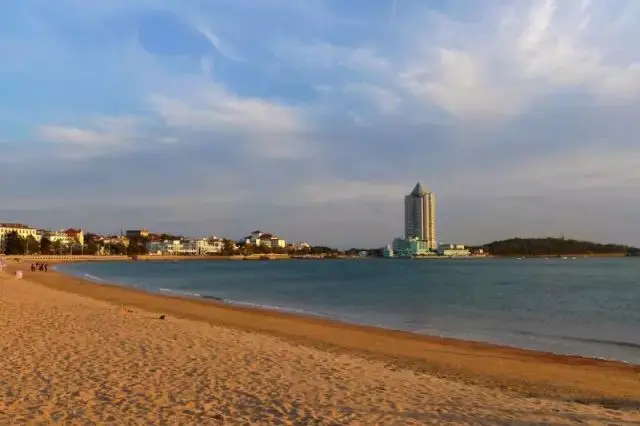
[53,260,640,367]
[3,257,640,407]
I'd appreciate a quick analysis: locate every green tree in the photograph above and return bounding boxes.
[126,243,140,256]
[259,245,272,254]
[25,235,40,254]
[86,239,99,255]
[3,231,24,255]
[40,237,52,254]
[106,242,127,255]
[241,242,254,256]
[52,240,62,255]
[221,239,236,256]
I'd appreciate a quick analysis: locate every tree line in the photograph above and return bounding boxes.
[481,237,639,256]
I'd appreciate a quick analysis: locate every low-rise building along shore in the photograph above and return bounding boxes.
[147,237,228,256]
[244,230,287,250]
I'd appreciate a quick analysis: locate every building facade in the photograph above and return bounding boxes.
[404,182,437,250]
[244,230,287,249]
[43,229,84,246]
[437,244,471,257]
[126,229,149,238]
[392,237,434,257]
[146,238,225,255]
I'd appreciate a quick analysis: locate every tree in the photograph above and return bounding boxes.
[71,238,83,255]
[40,237,52,254]
[126,243,140,256]
[221,239,236,256]
[25,235,40,254]
[52,240,62,255]
[109,243,127,255]
[259,245,273,254]
[241,242,254,256]
[86,239,99,255]
[3,231,24,255]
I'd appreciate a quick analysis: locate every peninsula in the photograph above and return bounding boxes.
[481,237,639,257]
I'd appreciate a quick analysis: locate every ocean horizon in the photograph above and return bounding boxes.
[56,258,640,364]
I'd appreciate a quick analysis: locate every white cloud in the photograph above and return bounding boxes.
[149,83,311,159]
[272,40,389,73]
[512,0,640,97]
[399,0,640,119]
[38,116,143,160]
[401,48,524,119]
[343,83,402,114]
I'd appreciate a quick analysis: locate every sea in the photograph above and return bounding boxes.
[56,258,640,364]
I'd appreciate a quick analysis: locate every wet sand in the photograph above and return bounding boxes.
[1,257,639,424]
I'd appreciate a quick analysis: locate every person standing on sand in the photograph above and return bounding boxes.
[31,264,36,272]
[44,263,48,272]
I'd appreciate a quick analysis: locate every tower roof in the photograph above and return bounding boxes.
[409,182,427,196]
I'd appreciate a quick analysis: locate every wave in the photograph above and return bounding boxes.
[201,295,225,302]
[83,273,104,282]
[513,330,640,350]
[222,300,330,319]
[559,335,640,350]
[158,288,201,298]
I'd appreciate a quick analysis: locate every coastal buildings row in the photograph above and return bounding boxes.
[145,230,296,255]
[1,221,310,256]
[386,239,473,257]
[0,223,84,251]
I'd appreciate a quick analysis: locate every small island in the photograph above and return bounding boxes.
[480,237,640,257]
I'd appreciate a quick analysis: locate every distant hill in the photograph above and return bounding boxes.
[481,237,639,256]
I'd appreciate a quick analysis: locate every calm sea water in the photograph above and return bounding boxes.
[57,258,640,364]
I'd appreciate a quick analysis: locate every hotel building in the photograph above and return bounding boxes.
[404,182,437,250]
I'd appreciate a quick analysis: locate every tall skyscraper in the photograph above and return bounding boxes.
[404,182,437,250]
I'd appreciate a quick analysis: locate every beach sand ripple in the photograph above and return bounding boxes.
[1,273,639,425]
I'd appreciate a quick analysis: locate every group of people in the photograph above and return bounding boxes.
[30,262,49,272]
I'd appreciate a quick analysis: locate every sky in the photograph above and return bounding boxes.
[1,0,639,248]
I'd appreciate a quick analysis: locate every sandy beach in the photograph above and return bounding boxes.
[1,257,639,424]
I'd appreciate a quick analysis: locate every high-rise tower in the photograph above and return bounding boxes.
[404,182,437,250]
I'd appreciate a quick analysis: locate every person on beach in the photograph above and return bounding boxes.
[31,264,36,272]
[44,263,48,272]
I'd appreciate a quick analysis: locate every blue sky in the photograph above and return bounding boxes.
[1,0,640,247]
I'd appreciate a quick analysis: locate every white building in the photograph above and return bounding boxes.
[43,228,84,246]
[291,241,311,251]
[147,238,226,255]
[0,223,39,251]
[438,244,471,257]
[245,230,286,249]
